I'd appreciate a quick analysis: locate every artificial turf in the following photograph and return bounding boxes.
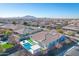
[27,38,36,45]
[2,43,14,49]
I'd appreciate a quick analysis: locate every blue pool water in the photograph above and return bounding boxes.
[23,43,32,50]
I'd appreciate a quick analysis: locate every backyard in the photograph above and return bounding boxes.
[2,43,14,49]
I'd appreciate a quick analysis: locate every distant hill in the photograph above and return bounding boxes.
[21,15,37,21]
[0,15,79,22]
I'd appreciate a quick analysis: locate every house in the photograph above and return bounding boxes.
[31,30,67,53]
[0,24,25,32]
[62,22,79,33]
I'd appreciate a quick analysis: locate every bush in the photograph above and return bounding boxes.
[66,31,75,36]
[0,44,5,52]
[56,29,64,34]
[12,21,16,25]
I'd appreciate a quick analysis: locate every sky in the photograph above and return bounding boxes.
[0,3,79,18]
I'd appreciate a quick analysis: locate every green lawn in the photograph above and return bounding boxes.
[2,43,14,49]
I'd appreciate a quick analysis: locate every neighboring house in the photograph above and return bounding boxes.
[0,24,25,32]
[63,24,79,33]
[64,45,79,56]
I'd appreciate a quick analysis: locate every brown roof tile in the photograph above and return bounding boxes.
[31,30,62,45]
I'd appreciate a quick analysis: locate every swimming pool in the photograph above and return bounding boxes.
[23,43,32,50]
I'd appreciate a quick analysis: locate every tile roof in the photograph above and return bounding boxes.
[0,24,25,31]
[63,24,79,31]
[31,30,62,45]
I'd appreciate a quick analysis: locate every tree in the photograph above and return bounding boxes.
[3,29,12,35]
[36,24,39,27]
[66,31,74,36]
[23,22,28,26]
[47,26,52,30]
[56,29,64,34]
[12,21,16,25]
[42,26,45,28]
[56,25,62,29]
